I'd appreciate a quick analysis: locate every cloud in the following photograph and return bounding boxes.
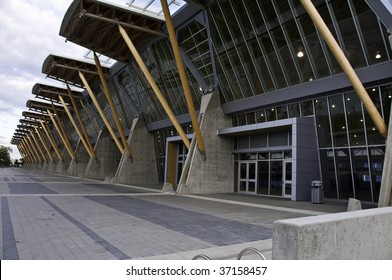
[0,0,88,156]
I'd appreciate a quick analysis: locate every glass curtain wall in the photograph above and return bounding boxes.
[230,84,391,202]
[208,0,391,103]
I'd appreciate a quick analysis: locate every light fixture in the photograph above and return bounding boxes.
[372,88,376,92]
[297,51,304,58]
[332,104,336,108]
[375,52,381,59]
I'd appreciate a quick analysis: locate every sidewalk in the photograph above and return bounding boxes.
[0,167,354,260]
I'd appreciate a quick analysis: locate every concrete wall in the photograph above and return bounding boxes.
[67,139,90,178]
[183,92,233,194]
[292,117,320,201]
[113,117,159,185]
[55,146,72,175]
[272,207,392,259]
[83,129,118,181]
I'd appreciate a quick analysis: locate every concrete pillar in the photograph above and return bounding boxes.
[67,138,91,177]
[46,159,57,174]
[113,117,159,185]
[83,129,119,181]
[55,146,72,175]
[179,92,233,194]
[378,101,392,207]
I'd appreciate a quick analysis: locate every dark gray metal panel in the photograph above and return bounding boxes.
[365,0,392,30]
[221,61,392,115]
[146,113,193,131]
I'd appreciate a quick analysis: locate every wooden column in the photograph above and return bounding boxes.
[40,119,64,162]
[59,95,96,159]
[66,84,96,156]
[47,109,77,160]
[93,52,132,158]
[78,71,125,154]
[34,126,54,161]
[160,0,206,158]
[118,24,190,149]
[300,0,387,138]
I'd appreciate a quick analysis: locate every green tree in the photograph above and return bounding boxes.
[0,145,12,167]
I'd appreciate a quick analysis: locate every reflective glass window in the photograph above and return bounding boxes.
[315,98,332,147]
[329,95,348,147]
[345,92,366,146]
[288,103,301,118]
[351,148,372,201]
[335,148,354,199]
[365,87,384,145]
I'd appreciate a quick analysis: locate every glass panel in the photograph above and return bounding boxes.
[285,162,292,181]
[239,181,247,191]
[381,85,392,125]
[257,161,269,194]
[351,148,372,201]
[315,98,332,147]
[301,100,314,116]
[365,87,384,145]
[319,149,338,199]
[336,148,354,199]
[270,161,283,196]
[258,152,270,160]
[345,92,366,146]
[240,163,247,179]
[329,95,348,147]
[331,1,367,68]
[266,108,277,121]
[352,0,389,65]
[285,183,292,196]
[249,163,256,179]
[238,136,249,149]
[249,39,275,91]
[256,110,267,123]
[284,150,292,159]
[247,112,256,125]
[276,105,288,120]
[248,181,256,192]
[369,147,385,203]
[288,103,301,118]
[269,132,289,147]
[250,134,267,148]
[271,152,283,159]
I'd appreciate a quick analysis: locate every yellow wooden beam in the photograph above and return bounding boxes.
[39,119,64,162]
[47,109,77,160]
[59,95,97,159]
[34,126,54,161]
[26,135,41,163]
[160,0,206,158]
[30,130,47,162]
[118,24,190,149]
[78,71,125,154]
[300,0,387,138]
[66,84,96,158]
[93,52,132,158]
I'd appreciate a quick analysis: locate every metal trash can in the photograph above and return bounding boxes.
[311,180,324,204]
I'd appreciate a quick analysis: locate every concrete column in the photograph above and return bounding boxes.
[67,138,91,177]
[179,92,233,194]
[83,129,119,181]
[113,117,159,185]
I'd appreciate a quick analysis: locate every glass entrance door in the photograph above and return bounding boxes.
[238,161,257,193]
[283,161,292,198]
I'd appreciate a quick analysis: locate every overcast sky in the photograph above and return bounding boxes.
[0,0,90,160]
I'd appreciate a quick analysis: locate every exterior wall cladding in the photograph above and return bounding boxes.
[84,0,391,203]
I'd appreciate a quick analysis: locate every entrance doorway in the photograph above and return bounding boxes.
[237,152,292,198]
[238,161,257,193]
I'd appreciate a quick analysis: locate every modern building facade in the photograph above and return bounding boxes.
[12,0,392,203]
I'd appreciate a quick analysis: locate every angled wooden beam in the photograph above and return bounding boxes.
[93,52,132,159]
[300,0,387,138]
[47,109,77,161]
[118,24,191,149]
[78,71,125,154]
[34,126,54,161]
[161,0,206,159]
[66,84,96,156]
[59,95,96,159]
[30,130,47,162]
[40,119,64,162]
[26,135,41,163]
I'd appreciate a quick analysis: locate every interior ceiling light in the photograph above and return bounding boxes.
[376,53,381,59]
[297,51,304,58]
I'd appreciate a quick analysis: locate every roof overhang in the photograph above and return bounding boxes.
[42,54,109,88]
[26,99,65,113]
[32,83,83,104]
[59,0,165,63]
[22,111,51,122]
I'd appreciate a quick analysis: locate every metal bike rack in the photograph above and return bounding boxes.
[237,247,266,260]
[192,254,211,260]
